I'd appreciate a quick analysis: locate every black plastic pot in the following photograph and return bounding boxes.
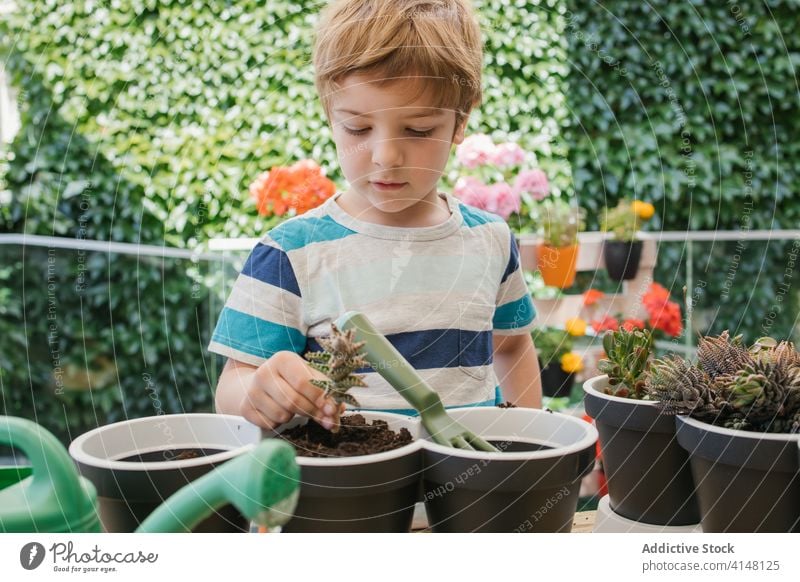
[422,407,597,532]
[583,376,700,526]
[604,240,643,281]
[676,415,800,532]
[69,414,261,532]
[270,412,423,533]
[540,361,576,398]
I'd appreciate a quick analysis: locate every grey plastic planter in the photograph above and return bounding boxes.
[421,407,597,532]
[676,415,800,532]
[583,375,700,526]
[69,413,261,532]
[268,411,423,533]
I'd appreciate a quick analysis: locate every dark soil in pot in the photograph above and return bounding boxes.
[676,415,800,532]
[604,240,643,281]
[583,375,700,526]
[422,408,597,533]
[270,411,422,533]
[278,414,412,458]
[69,414,261,533]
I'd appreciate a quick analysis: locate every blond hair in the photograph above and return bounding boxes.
[313,0,483,129]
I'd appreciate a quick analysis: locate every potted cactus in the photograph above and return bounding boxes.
[583,327,701,526]
[268,324,423,533]
[655,333,800,532]
[600,199,655,281]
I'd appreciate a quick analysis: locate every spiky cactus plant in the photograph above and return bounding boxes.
[650,332,800,434]
[598,327,655,398]
[304,323,368,408]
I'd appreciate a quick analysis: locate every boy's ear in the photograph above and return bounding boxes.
[452,113,470,145]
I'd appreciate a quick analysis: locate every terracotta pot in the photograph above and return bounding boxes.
[537,243,578,288]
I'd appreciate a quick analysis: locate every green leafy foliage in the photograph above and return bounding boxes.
[598,327,655,399]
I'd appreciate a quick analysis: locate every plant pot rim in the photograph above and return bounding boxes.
[583,374,659,407]
[420,407,597,461]
[69,413,259,471]
[675,414,800,442]
[268,410,423,467]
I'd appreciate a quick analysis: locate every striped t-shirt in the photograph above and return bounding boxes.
[208,190,536,411]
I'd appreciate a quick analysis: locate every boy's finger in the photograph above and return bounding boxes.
[275,354,334,406]
[269,375,322,419]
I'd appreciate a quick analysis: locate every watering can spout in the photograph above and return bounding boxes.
[136,439,300,533]
[0,416,101,532]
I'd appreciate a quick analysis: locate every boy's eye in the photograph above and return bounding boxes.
[342,127,435,138]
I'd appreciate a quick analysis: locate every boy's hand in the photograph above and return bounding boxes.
[241,351,346,430]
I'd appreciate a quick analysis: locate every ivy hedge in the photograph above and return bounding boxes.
[0,0,797,441]
[563,0,799,341]
[0,0,570,441]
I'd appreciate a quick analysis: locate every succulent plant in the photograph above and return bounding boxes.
[652,332,800,434]
[304,323,369,408]
[598,327,655,398]
[696,331,752,379]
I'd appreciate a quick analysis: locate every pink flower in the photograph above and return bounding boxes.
[456,134,496,168]
[486,182,520,220]
[455,178,520,220]
[490,142,526,167]
[513,168,549,200]
[454,176,491,209]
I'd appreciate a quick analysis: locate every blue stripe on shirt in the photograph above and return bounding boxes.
[493,295,536,330]
[242,243,301,297]
[458,203,504,228]
[501,230,521,284]
[305,327,493,371]
[212,307,306,358]
[271,215,357,252]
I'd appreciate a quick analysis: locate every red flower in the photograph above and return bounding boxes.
[648,300,683,337]
[643,283,671,310]
[249,159,336,217]
[583,289,605,306]
[621,318,646,331]
[591,315,619,333]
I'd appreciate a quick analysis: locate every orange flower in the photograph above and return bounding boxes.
[642,283,671,310]
[249,159,336,217]
[583,289,605,306]
[648,300,683,338]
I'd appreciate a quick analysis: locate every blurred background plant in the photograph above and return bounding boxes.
[600,199,655,242]
[533,197,585,248]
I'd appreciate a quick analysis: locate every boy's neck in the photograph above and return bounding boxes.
[334,188,452,228]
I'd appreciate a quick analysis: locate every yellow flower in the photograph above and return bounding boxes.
[560,352,584,374]
[632,200,655,220]
[565,317,587,337]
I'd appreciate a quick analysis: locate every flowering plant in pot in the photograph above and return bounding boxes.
[268,324,423,533]
[531,325,584,398]
[451,133,549,234]
[600,199,655,281]
[652,332,800,532]
[249,159,336,219]
[583,325,701,526]
[587,282,684,340]
[532,197,585,289]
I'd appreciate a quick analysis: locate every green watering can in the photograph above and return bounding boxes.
[0,416,300,533]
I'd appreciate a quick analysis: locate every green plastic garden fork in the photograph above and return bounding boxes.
[336,311,499,452]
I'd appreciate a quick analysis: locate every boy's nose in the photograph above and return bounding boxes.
[371,136,404,168]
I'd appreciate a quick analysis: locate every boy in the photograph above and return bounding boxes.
[210,0,541,431]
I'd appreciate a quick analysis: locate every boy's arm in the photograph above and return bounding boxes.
[492,332,542,408]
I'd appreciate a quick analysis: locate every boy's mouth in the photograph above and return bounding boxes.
[371,181,407,191]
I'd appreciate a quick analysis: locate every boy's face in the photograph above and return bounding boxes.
[329,72,467,223]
